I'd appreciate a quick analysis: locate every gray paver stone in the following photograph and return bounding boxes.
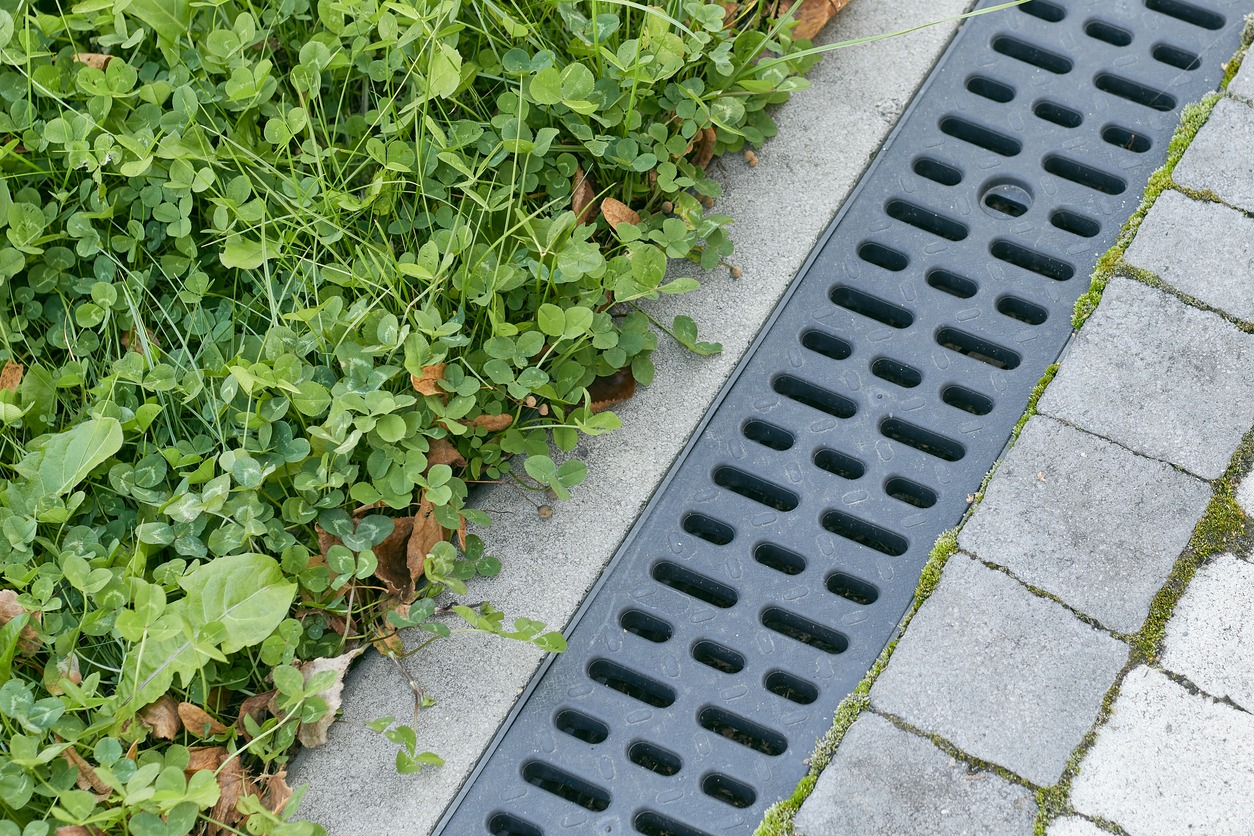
[1036,276,1254,480]
[1123,189,1254,322]
[1071,666,1254,835]
[1239,471,1254,517]
[1161,554,1254,710]
[1173,97,1254,213]
[1046,817,1107,836]
[869,554,1127,786]
[959,415,1209,633]
[1230,50,1254,102]
[794,713,1037,836]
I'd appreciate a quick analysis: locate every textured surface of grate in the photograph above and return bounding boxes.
[438,1,1248,833]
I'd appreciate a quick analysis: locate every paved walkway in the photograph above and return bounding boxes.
[794,59,1254,835]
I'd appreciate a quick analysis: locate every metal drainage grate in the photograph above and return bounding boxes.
[437,1,1248,832]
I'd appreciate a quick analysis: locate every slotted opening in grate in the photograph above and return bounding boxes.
[712,466,799,511]
[682,512,734,545]
[939,116,1023,156]
[886,200,969,241]
[942,385,995,416]
[883,477,938,509]
[1095,73,1176,111]
[698,706,789,755]
[880,418,966,462]
[992,36,1073,74]
[1146,0,1224,30]
[773,375,858,420]
[742,419,794,451]
[761,608,849,655]
[1153,42,1201,70]
[801,328,853,361]
[554,709,609,744]
[1085,19,1133,46]
[1043,155,1127,194]
[1034,100,1083,128]
[996,295,1050,325]
[702,773,757,809]
[913,156,964,185]
[693,640,745,674]
[1102,124,1152,153]
[521,762,611,812]
[1019,0,1065,22]
[858,240,909,271]
[588,660,676,708]
[826,571,881,605]
[990,239,1075,281]
[814,448,866,480]
[488,812,543,836]
[871,357,922,388]
[830,286,915,328]
[1050,209,1101,237]
[754,542,807,576]
[634,811,711,836]
[966,74,1016,102]
[653,561,739,609]
[620,609,673,644]
[628,742,683,777]
[936,327,1022,370]
[764,670,820,705]
[927,268,978,299]
[821,510,909,556]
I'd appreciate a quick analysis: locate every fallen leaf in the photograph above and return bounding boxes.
[72,52,113,70]
[692,126,717,169]
[208,757,248,836]
[186,746,228,777]
[236,690,275,740]
[57,827,103,836]
[138,695,182,740]
[368,515,417,600]
[425,438,466,470]
[587,369,637,414]
[406,494,449,592]
[0,589,40,653]
[572,167,597,226]
[260,769,294,816]
[294,647,364,748]
[779,0,853,40]
[178,702,229,738]
[722,1,739,26]
[600,197,640,230]
[0,360,22,392]
[371,629,405,658]
[468,412,513,432]
[62,747,112,796]
[411,363,446,396]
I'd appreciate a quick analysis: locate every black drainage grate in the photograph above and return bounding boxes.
[439,1,1247,832]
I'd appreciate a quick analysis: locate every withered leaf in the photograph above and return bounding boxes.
[178,702,229,738]
[371,628,405,658]
[236,690,275,740]
[572,167,597,226]
[208,757,248,836]
[62,747,111,796]
[0,589,40,653]
[468,412,513,432]
[138,694,181,740]
[186,746,228,777]
[72,52,113,70]
[692,126,717,170]
[369,514,417,600]
[780,0,853,40]
[425,437,466,471]
[587,369,637,414]
[406,494,449,590]
[600,197,640,230]
[57,827,103,836]
[261,769,295,815]
[0,360,22,392]
[294,647,364,748]
[411,363,446,396]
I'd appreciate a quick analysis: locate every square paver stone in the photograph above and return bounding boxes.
[869,554,1127,787]
[794,713,1037,836]
[1173,97,1254,214]
[1161,553,1254,710]
[1037,276,1254,480]
[959,415,1210,634]
[1047,817,1106,836]
[1071,666,1254,835]
[1124,189,1254,322]
[1230,49,1254,102]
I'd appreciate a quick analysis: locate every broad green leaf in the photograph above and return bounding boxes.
[536,303,565,338]
[220,236,271,270]
[529,67,562,105]
[17,417,123,497]
[127,0,192,42]
[178,553,296,653]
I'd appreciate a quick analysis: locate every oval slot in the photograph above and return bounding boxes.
[761,608,848,655]
[913,157,963,185]
[1153,43,1201,71]
[827,572,880,605]
[831,286,914,329]
[712,465,799,512]
[883,477,937,510]
[1084,19,1132,46]
[991,239,1075,281]
[871,357,922,389]
[1019,0,1065,22]
[702,773,756,809]
[1051,209,1101,238]
[942,385,995,416]
[554,709,609,744]
[634,810,712,836]
[488,812,543,836]
[879,418,966,462]
[773,375,857,420]
[801,328,853,361]
[754,542,806,576]
[1094,73,1176,112]
[521,761,611,812]
[743,419,794,452]
[1033,100,1083,128]
[1102,124,1152,153]
[983,190,1030,218]
[628,741,682,777]
[1043,155,1127,195]
[939,116,1022,157]
[652,561,738,609]
[692,640,745,674]
[588,659,676,708]
[996,296,1049,325]
[698,706,789,755]
[965,75,1015,102]
[821,510,909,556]
[885,200,969,241]
[992,36,1073,74]
[936,327,1021,370]
[620,609,673,644]
[1146,0,1224,29]
[682,512,734,546]
[926,268,978,299]
[764,670,819,705]
[857,241,909,272]
[814,448,866,480]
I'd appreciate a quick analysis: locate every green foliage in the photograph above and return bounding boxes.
[0,0,817,831]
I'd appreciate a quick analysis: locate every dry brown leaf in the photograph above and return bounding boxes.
[294,647,364,748]
[0,360,23,392]
[73,52,113,70]
[425,438,466,471]
[236,690,275,740]
[372,629,405,658]
[722,1,739,26]
[692,126,717,169]
[186,746,228,777]
[572,167,598,226]
[208,757,248,836]
[600,197,640,230]
[62,747,111,796]
[124,740,138,760]
[178,702,229,738]
[406,495,449,589]
[0,589,40,653]
[468,412,513,432]
[587,369,637,414]
[138,695,182,740]
[779,0,853,40]
[261,769,295,816]
[57,827,104,836]
[368,515,418,600]
[410,363,446,396]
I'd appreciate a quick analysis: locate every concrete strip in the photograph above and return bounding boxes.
[1071,666,1254,835]
[1173,96,1254,213]
[1239,471,1254,517]
[1036,276,1254,481]
[1230,49,1254,103]
[1046,817,1107,836]
[1123,189,1254,322]
[288,2,972,832]
[868,554,1128,787]
[959,415,1210,634]
[793,713,1038,836]
[1161,553,1254,710]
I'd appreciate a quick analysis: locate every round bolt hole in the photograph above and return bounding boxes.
[980,179,1034,219]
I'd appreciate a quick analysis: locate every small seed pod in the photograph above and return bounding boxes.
[538,504,553,520]
[744,149,758,167]
[661,200,673,214]
[701,195,715,209]
[730,265,744,279]
[524,395,537,407]
[539,403,549,416]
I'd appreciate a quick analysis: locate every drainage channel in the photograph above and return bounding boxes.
[437,1,1248,833]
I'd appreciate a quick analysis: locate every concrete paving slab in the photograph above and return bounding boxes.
[287,2,972,833]
[959,415,1210,634]
[1036,276,1254,481]
[869,554,1128,787]
[1161,553,1254,710]
[793,713,1038,836]
[1229,49,1254,103]
[1123,189,1254,322]
[1239,471,1254,517]
[1070,666,1254,835]
[1046,817,1108,836]
[1173,97,1254,213]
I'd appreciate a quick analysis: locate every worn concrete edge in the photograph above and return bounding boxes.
[286,1,977,833]
[764,33,1254,836]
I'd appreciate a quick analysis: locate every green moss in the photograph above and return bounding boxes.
[1010,363,1059,443]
